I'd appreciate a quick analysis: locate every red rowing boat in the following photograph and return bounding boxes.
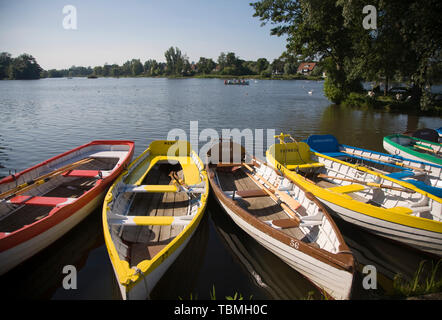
[0,140,134,275]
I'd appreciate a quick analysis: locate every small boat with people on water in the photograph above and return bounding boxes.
[224,79,249,85]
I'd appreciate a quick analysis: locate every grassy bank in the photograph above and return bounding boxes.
[340,92,442,116]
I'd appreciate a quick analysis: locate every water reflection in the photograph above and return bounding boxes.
[316,105,441,152]
[150,213,210,300]
[334,217,439,299]
[0,210,108,300]
[209,197,320,300]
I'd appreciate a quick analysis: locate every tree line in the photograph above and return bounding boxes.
[0,47,323,80]
[251,0,442,111]
[44,47,322,78]
[0,52,42,80]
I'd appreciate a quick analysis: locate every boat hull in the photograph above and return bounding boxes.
[0,190,105,275]
[383,140,435,164]
[112,220,200,300]
[214,195,353,300]
[320,198,442,257]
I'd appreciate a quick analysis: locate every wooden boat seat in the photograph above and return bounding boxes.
[270,218,300,229]
[62,170,102,178]
[286,162,324,170]
[138,155,201,186]
[327,184,366,194]
[87,151,128,159]
[130,185,178,193]
[317,180,368,202]
[235,190,269,198]
[109,214,193,226]
[7,195,76,207]
[180,161,202,185]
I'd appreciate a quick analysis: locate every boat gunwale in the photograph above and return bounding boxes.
[0,140,135,185]
[341,143,442,170]
[383,134,442,165]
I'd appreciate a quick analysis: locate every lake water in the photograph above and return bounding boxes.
[0,77,440,300]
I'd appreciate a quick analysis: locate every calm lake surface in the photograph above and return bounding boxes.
[0,77,440,300]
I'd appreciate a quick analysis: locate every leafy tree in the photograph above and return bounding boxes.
[217,52,227,71]
[270,58,285,75]
[251,0,362,101]
[256,58,269,73]
[143,59,156,76]
[283,62,297,75]
[110,64,120,77]
[0,52,12,79]
[225,52,237,67]
[93,66,103,76]
[47,69,64,78]
[148,60,160,76]
[164,46,188,75]
[102,63,111,77]
[8,53,42,79]
[131,59,143,76]
[121,60,131,76]
[197,57,216,74]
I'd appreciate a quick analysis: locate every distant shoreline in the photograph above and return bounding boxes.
[38,74,325,81]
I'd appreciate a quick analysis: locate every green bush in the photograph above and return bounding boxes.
[260,70,271,78]
[323,77,346,104]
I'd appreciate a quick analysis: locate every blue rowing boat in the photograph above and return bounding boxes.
[304,134,442,198]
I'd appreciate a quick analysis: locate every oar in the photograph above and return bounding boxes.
[317,173,415,193]
[341,151,431,173]
[169,171,187,188]
[413,143,441,155]
[241,163,301,223]
[390,161,431,173]
[0,158,93,199]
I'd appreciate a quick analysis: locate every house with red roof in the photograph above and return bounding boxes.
[297,62,317,75]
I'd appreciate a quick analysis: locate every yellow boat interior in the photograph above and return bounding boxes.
[267,135,441,222]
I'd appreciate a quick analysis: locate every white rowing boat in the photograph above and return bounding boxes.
[207,141,355,300]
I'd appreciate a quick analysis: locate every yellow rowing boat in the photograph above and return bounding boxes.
[266,133,442,257]
[102,140,209,299]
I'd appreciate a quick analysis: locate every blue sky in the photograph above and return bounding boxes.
[0,0,287,69]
